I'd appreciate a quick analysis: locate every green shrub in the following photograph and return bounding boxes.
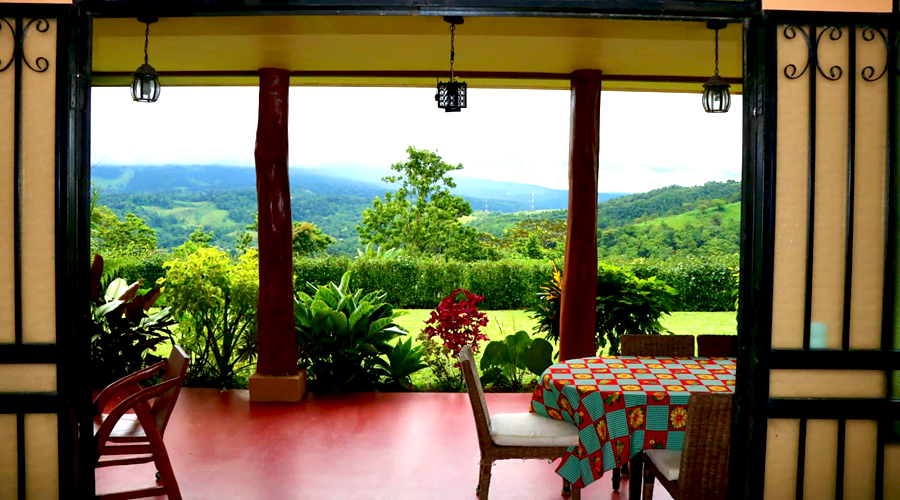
[88,255,175,388]
[293,255,351,291]
[161,248,259,388]
[104,252,168,290]
[480,330,554,391]
[531,262,678,355]
[295,271,425,393]
[625,255,738,311]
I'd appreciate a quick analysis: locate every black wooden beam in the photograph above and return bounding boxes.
[80,0,758,20]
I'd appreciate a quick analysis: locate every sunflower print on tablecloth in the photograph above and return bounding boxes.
[670,407,688,429]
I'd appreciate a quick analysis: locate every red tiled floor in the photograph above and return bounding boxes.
[96,388,670,499]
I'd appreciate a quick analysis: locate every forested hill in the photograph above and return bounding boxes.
[595,181,741,228]
[464,180,742,236]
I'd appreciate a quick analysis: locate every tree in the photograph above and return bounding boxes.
[498,218,567,260]
[91,205,157,258]
[357,146,473,255]
[292,221,335,256]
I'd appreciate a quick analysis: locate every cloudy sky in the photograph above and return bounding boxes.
[91,86,742,193]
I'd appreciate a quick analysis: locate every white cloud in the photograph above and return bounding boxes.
[91,86,742,193]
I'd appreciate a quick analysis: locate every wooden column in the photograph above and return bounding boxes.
[249,68,304,401]
[558,69,602,362]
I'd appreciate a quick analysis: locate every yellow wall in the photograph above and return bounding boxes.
[92,16,743,92]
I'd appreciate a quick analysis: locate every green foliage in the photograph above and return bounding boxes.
[356,242,403,260]
[295,256,551,310]
[357,146,475,255]
[534,262,678,356]
[479,330,553,391]
[91,205,158,259]
[102,253,168,295]
[292,221,335,256]
[529,261,562,343]
[161,247,259,388]
[88,255,175,388]
[385,337,428,391]
[620,255,739,311]
[294,271,419,393]
[595,263,678,355]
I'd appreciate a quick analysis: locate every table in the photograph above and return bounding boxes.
[529,355,737,491]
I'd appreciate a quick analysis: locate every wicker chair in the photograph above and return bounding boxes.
[617,333,695,487]
[458,345,581,500]
[697,335,738,357]
[642,393,733,500]
[620,334,695,358]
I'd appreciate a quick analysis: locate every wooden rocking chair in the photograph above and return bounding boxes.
[93,346,190,500]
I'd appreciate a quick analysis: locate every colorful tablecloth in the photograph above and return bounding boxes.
[530,355,737,487]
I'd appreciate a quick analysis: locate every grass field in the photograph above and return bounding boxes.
[634,202,740,229]
[396,309,737,389]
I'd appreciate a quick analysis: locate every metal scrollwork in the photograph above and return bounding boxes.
[21,18,50,73]
[815,26,843,81]
[0,17,51,75]
[783,25,811,80]
[860,27,889,82]
[0,18,14,73]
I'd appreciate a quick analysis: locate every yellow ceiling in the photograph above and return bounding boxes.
[92,16,743,92]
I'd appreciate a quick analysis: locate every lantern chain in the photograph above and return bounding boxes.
[144,22,150,65]
[714,28,720,76]
[449,23,456,82]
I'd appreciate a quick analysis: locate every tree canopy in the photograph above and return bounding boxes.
[357,146,474,255]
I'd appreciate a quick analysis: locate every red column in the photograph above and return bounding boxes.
[254,68,298,376]
[558,69,602,362]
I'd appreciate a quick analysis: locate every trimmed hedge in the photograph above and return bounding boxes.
[110,253,739,312]
[103,253,168,288]
[294,257,551,310]
[611,255,739,312]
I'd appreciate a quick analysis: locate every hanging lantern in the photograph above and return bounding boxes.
[435,17,466,112]
[702,21,730,114]
[131,17,160,103]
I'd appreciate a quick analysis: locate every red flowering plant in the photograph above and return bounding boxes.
[416,288,489,390]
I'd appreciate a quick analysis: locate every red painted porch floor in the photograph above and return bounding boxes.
[96,388,671,500]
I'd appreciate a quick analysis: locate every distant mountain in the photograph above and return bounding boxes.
[92,165,626,211]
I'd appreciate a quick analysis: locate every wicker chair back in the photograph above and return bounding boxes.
[459,345,493,451]
[620,334,695,357]
[677,393,733,500]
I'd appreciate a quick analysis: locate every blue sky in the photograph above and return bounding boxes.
[91,86,742,193]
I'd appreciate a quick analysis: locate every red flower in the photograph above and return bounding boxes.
[423,288,490,359]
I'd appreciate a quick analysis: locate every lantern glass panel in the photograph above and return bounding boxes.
[131,74,160,102]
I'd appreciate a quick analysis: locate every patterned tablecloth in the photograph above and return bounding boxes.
[530,355,737,488]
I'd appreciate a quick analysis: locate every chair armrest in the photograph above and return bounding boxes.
[93,360,167,413]
[95,377,179,453]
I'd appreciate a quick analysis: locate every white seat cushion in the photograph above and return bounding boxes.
[489,412,579,447]
[646,449,682,482]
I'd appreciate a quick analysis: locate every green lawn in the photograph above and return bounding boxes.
[396,309,736,389]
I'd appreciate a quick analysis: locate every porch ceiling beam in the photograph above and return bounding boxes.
[90,70,744,85]
[81,0,758,20]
